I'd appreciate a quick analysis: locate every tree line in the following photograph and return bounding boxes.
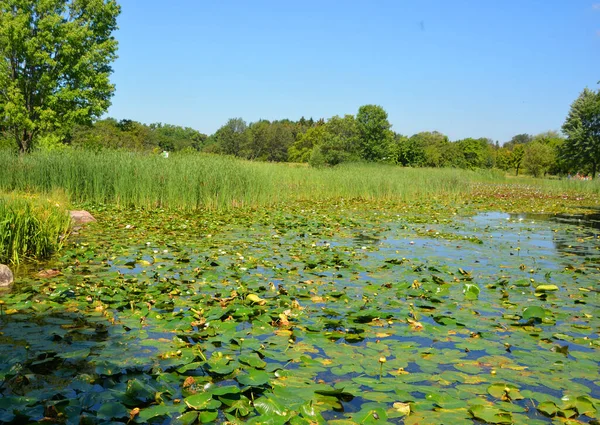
[3,102,587,178]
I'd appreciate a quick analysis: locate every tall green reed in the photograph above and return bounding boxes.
[2,149,593,211]
[0,195,71,264]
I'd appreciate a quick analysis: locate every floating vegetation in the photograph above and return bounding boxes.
[0,197,598,423]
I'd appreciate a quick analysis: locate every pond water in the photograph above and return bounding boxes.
[0,208,598,424]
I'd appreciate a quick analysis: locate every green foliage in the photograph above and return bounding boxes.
[326,114,359,152]
[356,104,394,161]
[561,87,600,177]
[532,131,566,175]
[289,116,358,166]
[504,133,532,149]
[524,141,555,177]
[0,150,510,210]
[289,126,328,163]
[209,118,249,156]
[69,118,207,152]
[394,134,426,166]
[0,194,71,264]
[0,0,120,152]
[244,120,295,162]
[418,132,451,167]
[150,123,207,152]
[511,145,525,176]
[308,145,326,167]
[495,148,513,171]
[36,133,70,152]
[456,138,494,169]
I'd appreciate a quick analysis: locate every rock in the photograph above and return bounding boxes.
[0,264,14,287]
[69,210,96,225]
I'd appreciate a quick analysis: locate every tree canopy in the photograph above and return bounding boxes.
[0,0,120,152]
[561,88,600,177]
[356,105,394,161]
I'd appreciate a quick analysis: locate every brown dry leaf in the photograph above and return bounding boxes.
[129,407,140,422]
[38,269,61,278]
[183,376,196,388]
[278,313,290,326]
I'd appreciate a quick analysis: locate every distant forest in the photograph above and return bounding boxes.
[0,104,577,177]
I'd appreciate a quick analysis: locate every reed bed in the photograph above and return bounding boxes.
[0,194,71,264]
[0,150,516,210]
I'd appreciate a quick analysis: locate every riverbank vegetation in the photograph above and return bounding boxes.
[0,193,71,264]
[1,150,598,213]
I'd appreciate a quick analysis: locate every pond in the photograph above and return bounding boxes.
[0,206,598,424]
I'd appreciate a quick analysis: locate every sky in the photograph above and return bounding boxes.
[106,0,600,143]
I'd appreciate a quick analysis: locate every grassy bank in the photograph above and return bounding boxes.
[0,194,71,264]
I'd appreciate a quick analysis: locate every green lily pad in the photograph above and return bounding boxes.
[96,402,129,420]
[184,393,221,410]
[522,306,546,320]
[236,369,271,387]
[535,284,559,292]
[469,404,512,424]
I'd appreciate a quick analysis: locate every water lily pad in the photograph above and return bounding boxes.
[487,383,524,401]
[522,306,546,320]
[236,369,271,386]
[96,402,129,420]
[184,393,221,410]
[535,285,559,292]
[469,404,512,424]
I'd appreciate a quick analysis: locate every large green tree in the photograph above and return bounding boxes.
[208,118,249,156]
[356,104,393,161]
[523,141,554,177]
[0,0,120,152]
[561,88,600,177]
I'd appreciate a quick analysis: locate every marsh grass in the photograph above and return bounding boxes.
[0,193,71,264]
[1,149,598,211]
[0,149,516,210]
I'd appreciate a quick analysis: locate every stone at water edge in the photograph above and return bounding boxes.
[0,264,14,287]
[69,210,96,224]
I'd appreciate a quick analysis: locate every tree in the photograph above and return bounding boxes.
[561,88,600,177]
[326,114,359,156]
[210,118,249,156]
[0,0,121,152]
[511,145,525,176]
[504,134,532,149]
[289,116,359,165]
[288,125,332,163]
[395,131,452,167]
[456,138,494,169]
[523,141,554,177]
[495,148,513,171]
[532,131,565,175]
[356,105,394,161]
[150,123,207,151]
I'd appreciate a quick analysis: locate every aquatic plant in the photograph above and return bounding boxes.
[0,194,71,264]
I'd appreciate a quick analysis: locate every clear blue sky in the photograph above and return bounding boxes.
[106,0,599,142]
